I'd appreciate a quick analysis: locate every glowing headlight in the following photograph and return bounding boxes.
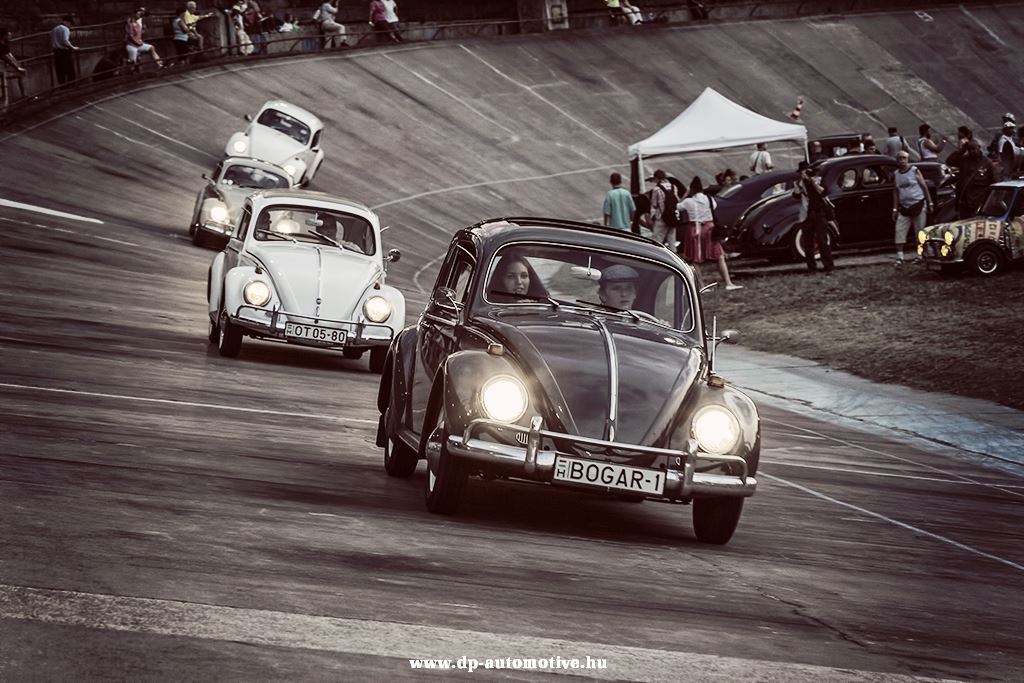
[232,139,247,153]
[243,280,271,306]
[283,164,297,178]
[691,405,740,455]
[209,204,229,223]
[943,230,955,245]
[940,245,950,257]
[480,375,528,423]
[917,245,924,255]
[918,230,927,245]
[362,295,391,323]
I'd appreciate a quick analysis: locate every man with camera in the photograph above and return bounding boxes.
[791,161,835,274]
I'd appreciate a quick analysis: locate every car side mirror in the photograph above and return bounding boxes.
[699,282,719,295]
[387,248,401,263]
[201,173,209,180]
[720,329,739,345]
[243,113,252,122]
[433,286,460,313]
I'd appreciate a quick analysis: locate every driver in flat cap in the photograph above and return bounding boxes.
[598,264,639,310]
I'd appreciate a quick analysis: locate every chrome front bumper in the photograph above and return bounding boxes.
[446,417,757,499]
[230,305,394,348]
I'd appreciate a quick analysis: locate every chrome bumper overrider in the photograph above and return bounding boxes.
[446,417,757,499]
[231,305,394,347]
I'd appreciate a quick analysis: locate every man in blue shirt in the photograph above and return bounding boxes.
[50,15,79,85]
[602,172,636,231]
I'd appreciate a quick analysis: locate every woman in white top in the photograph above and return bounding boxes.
[680,176,742,290]
[917,123,946,161]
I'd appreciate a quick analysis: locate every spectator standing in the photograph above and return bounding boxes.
[245,1,267,54]
[1,27,26,101]
[987,113,1015,157]
[954,140,995,219]
[882,127,915,159]
[318,2,347,48]
[172,9,194,61]
[226,2,252,55]
[916,124,947,160]
[646,169,677,247]
[382,0,403,42]
[680,176,741,290]
[370,0,392,44]
[602,173,636,231]
[792,160,835,274]
[125,8,165,70]
[50,15,79,86]
[996,121,1019,180]
[748,143,774,175]
[891,151,931,266]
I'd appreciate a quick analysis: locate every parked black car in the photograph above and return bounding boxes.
[809,132,866,159]
[713,169,799,244]
[376,217,760,544]
[732,155,957,261]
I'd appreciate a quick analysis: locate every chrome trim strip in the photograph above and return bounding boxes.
[314,247,324,320]
[593,318,618,441]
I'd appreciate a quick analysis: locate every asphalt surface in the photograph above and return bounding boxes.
[2,5,1024,681]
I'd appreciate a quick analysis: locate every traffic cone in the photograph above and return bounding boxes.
[788,96,804,122]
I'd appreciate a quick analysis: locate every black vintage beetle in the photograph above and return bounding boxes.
[376,217,759,544]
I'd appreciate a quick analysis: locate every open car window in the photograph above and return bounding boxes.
[484,243,695,333]
[253,205,376,255]
[222,165,290,189]
[256,108,311,146]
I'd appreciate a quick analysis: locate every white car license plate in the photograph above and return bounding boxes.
[553,456,665,495]
[284,322,347,344]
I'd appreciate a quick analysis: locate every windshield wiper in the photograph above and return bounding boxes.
[306,230,362,253]
[254,228,297,244]
[574,299,640,322]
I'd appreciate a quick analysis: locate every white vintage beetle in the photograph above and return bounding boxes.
[207,190,405,372]
[224,100,325,188]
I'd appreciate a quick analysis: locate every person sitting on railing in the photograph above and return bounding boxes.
[604,0,643,26]
[183,1,214,53]
[317,2,348,48]
[125,8,165,70]
[172,8,194,62]
[1,27,27,100]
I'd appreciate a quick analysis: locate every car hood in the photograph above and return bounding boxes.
[248,126,306,164]
[248,243,380,320]
[925,217,1005,235]
[475,309,705,445]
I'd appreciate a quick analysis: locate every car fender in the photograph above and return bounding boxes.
[361,283,406,339]
[438,350,527,438]
[283,157,308,185]
[222,266,277,317]
[307,148,325,181]
[208,251,227,318]
[673,382,761,474]
[225,131,248,157]
[963,237,1007,263]
[378,326,418,445]
[737,197,801,250]
[199,196,230,224]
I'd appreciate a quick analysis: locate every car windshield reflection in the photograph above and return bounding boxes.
[253,206,376,255]
[256,108,311,145]
[222,165,290,189]
[485,244,695,332]
[979,188,1014,218]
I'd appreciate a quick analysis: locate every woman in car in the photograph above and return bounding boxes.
[490,253,547,300]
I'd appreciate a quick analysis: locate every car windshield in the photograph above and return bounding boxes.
[222,164,290,189]
[719,178,793,200]
[253,205,376,255]
[978,187,1015,218]
[717,183,744,199]
[484,244,695,333]
[256,108,311,145]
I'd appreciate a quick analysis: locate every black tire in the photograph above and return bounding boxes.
[217,311,242,358]
[692,497,744,545]
[383,427,418,478]
[191,227,208,248]
[422,398,467,514]
[369,347,387,374]
[207,315,219,344]
[968,244,1004,277]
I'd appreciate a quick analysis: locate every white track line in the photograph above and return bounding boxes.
[93,104,217,159]
[0,583,959,683]
[0,199,104,224]
[762,458,1024,489]
[959,4,1007,46]
[764,473,1024,573]
[0,383,377,426]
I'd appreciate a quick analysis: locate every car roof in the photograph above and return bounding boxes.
[250,189,373,214]
[460,217,684,266]
[257,100,323,128]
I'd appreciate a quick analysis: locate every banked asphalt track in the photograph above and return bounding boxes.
[0,4,1023,681]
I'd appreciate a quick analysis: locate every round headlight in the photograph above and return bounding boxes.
[917,230,927,245]
[232,139,247,153]
[691,405,740,455]
[209,204,229,223]
[243,280,271,306]
[940,245,950,257]
[480,375,528,423]
[283,164,297,178]
[943,230,955,245]
[362,295,392,323]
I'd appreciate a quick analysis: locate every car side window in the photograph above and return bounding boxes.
[1011,191,1024,218]
[838,169,857,191]
[861,165,890,188]
[311,129,321,149]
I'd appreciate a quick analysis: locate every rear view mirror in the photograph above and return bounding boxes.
[570,265,602,281]
[304,217,324,227]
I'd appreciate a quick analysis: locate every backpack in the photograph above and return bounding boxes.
[659,183,681,227]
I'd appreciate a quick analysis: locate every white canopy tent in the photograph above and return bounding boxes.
[628,87,808,192]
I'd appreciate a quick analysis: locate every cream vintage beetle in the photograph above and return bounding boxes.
[224,100,325,188]
[207,190,405,372]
